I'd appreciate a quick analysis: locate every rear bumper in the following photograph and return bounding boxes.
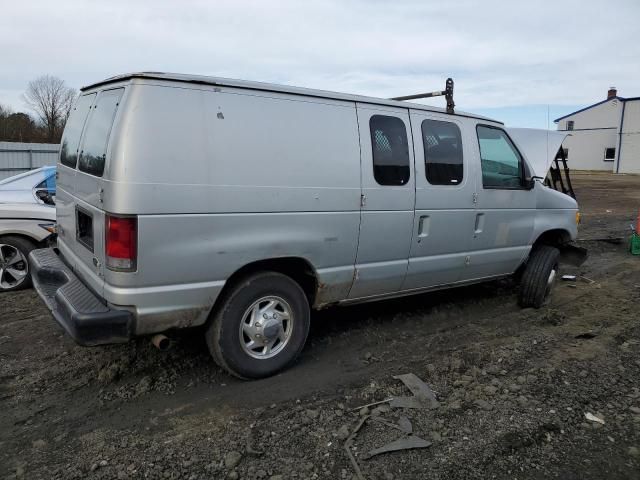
[29,248,134,346]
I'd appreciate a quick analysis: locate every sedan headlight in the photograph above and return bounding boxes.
[38,223,57,234]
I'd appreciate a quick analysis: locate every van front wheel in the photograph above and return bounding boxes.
[206,272,310,379]
[518,245,560,308]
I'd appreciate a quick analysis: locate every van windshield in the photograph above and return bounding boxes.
[78,88,124,177]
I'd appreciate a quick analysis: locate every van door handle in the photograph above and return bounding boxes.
[474,213,485,235]
[418,215,430,239]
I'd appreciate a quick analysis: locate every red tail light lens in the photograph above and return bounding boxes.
[106,215,137,271]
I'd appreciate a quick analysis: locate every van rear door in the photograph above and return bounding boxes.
[57,88,124,291]
[56,93,96,271]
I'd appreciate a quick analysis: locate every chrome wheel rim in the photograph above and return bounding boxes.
[239,295,294,359]
[0,244,28,290]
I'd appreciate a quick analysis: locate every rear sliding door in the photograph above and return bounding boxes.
[348,105,415,299]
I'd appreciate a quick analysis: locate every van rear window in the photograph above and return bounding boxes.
[60,93,95,168]
[78,88,124,177]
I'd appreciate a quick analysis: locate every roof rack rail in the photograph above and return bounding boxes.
[391,78,455,114]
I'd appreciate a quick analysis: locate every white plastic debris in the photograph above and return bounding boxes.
[585,412,605,425]
[562,275,577,281]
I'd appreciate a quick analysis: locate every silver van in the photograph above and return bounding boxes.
[30,73,582,378]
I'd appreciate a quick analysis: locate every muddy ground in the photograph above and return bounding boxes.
[1,172,639,480]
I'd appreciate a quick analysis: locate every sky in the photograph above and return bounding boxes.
[1,0,638,129]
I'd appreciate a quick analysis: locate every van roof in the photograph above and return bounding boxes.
[83,72,501,124]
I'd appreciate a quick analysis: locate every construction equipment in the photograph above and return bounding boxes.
[545,146,576,199]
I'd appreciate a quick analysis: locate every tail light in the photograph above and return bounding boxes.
[106,215,137,271]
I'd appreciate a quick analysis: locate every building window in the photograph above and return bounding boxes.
[369,115,410,186]
[421,119,463,185]
[604,148,616,161]
[566,121,574,131]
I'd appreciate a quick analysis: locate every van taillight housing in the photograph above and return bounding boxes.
[106,215,137,271]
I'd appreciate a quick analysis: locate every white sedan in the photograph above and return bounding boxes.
[0,166,56,205]
[0,203,56,291]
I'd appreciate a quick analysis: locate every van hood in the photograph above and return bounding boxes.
[507,128,568,178]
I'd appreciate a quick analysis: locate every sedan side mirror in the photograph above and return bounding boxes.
[35,189,55,205]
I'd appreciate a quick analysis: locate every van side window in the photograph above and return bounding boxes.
[60,93,95,168]
[78,88,124,177]
[369,115,410,186]
[421,119,463,185]
[476,125,524,189]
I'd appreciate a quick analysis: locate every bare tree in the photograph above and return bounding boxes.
[23,75,77,143]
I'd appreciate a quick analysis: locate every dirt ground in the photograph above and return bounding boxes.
[1,172,639,480]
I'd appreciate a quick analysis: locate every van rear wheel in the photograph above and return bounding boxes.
[206,272,310,379]
[518,245,560,308]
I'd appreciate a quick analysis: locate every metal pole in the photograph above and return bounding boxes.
[391,90,446,102]
[389,78,455,114]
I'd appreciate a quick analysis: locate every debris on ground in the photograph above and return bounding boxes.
[365,435,432,459]
[350,398,393,412]
[575,330,599,339]
[562,275,577,281]
[585,413,606,425]
[397,416,413,434]
[344,416,369,480]
[390,373,439,409]
[370,415,413,434]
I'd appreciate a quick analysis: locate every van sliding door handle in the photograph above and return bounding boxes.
[418,215,430,238]
[474,213,485,235]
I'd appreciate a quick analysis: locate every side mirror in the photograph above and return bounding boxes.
[525,176,545,190]
[35,189,55,205]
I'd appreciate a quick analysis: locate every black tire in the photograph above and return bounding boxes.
[0,236,36,292]
[518,245,560,308]
[206,272,310,379]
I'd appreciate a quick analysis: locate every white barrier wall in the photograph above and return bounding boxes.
[0,142,59,180]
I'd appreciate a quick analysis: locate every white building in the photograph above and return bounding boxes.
[554,88,640,173]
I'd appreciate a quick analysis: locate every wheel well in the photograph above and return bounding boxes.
[0,233,39,247]
[219,257,318,306]
[533,229,571,248]
[515,229,571,279]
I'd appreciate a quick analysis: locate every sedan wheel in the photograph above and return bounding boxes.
[0,244,29,290]
[0,236,36,292]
